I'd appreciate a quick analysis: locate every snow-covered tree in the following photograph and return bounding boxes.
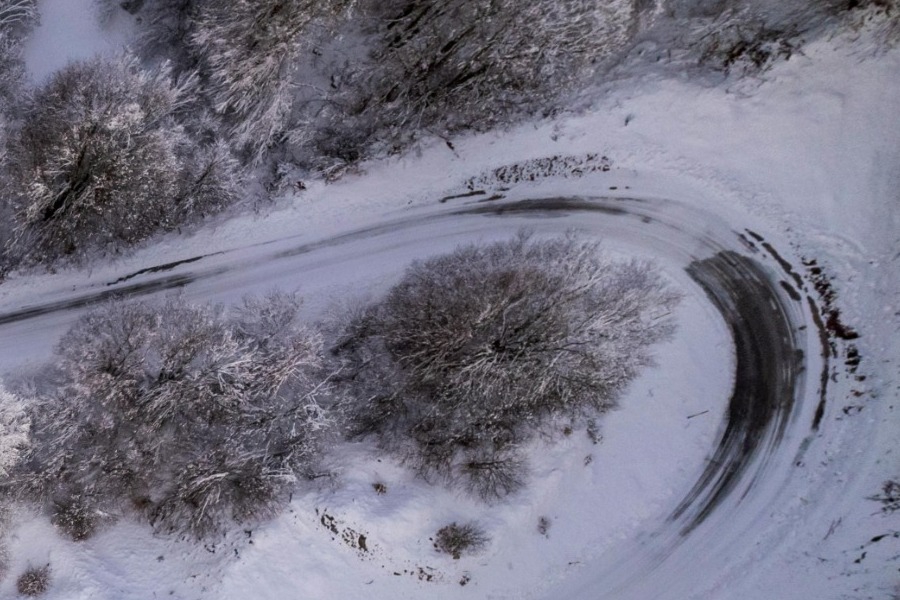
[0,381,29,575]
[0,0,33,112]
[0,2,36,261]
[132,0,202,66]
[6,55,243,266]
[0,0,35,33]
[0,0,35,172]
[16,293,332,539]
[174,138,245,219]
[332,232,680,499]
[0,383,28,480]
[309,0,634,163]
[190,0,354,163]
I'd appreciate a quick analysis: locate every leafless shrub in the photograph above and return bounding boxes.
[49,495,111,541]
[16,565,50,597]
[869,479,900,514]
[334,231,680,499]
[15,293,333,538]
[458,451,526,502]
[696,12,799,75]
[433,522,489,559]
[586,418,602,444]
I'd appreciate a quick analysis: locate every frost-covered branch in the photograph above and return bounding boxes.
[0,0,36,30]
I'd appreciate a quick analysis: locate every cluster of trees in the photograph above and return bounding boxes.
[0,1,869,272]
[9,292,331,539]
[188,0,354,162]
[308,0,635,162]
[124,0,636,166]
[0,20,244,269]
[0,233,679,539]
[0,0,640,271]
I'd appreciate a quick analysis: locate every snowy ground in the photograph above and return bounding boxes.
[0,1,897,599]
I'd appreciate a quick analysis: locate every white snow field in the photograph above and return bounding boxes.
[0,1,897,599]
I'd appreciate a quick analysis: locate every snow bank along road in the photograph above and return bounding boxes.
[0,189,850,599]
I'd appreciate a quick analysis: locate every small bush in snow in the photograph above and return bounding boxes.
[6,54,243,266]
[537,516,551,537]
[869,479,900,514]
[50,495,109,542]
[458,450,526,501]
[16,293,332,538]
[333,232,680,499]
[696,13,798,75]
[16,564,50,597]
[433,522,489,559]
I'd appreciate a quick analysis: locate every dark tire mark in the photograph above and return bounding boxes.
[671,251,802,533]
[761,240,804,289]
[109,254,213,285]
[779,280,802,301]
[807,295,830,431]
[439,189,487,203]
[459,196,631,217]
[0,273,202,326]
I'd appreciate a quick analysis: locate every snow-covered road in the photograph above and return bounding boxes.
[0,191,842,599]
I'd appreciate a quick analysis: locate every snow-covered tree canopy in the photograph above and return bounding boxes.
[305,0,634,163]
[369,0,633,123]
[333,232,681,499]
[6,54,242,266]
[0,0,33,108]
[190,0,354,162]
[0,384,29,479]
[16,293,332,539]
